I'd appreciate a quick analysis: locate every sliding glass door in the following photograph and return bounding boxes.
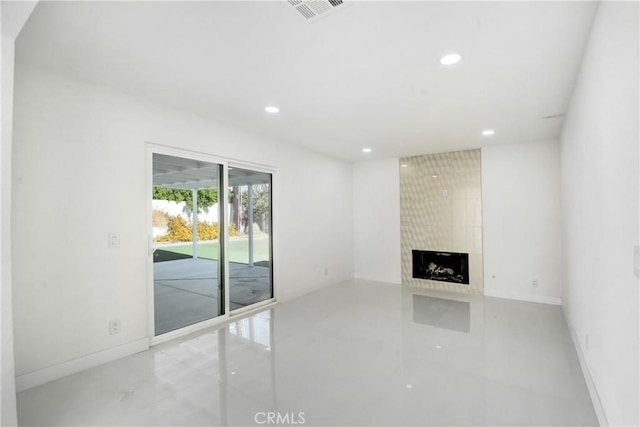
[151,151,274,336]
[152,153,224,335]
[228,167,273,311]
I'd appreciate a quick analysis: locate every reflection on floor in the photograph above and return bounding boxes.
[17,280,598,426]
[412,294,471,333]
[154,258,271,335]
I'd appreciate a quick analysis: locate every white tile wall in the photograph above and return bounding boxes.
[399,149,483,294]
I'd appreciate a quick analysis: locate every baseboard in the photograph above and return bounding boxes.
[353,276,401,286]
[564,315,608,426]
[353,274,402,285]
[16,338,149,392]
[483,289,562,305]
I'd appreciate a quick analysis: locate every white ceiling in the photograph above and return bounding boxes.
[16,1,598,162]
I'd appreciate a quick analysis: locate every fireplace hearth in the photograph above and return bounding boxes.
[412,250,469,285]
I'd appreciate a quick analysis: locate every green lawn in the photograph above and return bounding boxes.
[157,237,270,264]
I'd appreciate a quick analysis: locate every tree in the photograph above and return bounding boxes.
[152,187,218,213]
[241,184,270,217]
[240,184,271,232]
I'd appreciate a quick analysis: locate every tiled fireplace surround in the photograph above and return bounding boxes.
[400,149,483,294]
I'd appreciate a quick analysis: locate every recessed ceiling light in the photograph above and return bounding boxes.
[482,129,495,136]
[440,53,462,65]
[432,175,438,178]
[362,148,372,153]
[401,164,408,168]
[265,106,279,113]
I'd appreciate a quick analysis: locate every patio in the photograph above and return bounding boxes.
[154,257,271,335]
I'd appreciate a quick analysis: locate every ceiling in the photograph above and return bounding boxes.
[154,154,271,190]
[16,1,598,162]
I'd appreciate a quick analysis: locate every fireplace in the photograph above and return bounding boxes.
[412,250,469,285]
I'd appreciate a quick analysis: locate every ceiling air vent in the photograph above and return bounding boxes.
[287,0,348,21]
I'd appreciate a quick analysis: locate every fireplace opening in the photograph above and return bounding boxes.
[412,250,469,285]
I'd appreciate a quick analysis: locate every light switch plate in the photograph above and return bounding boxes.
[109,233,120,248]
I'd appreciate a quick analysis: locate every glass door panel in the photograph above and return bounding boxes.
[228,167,273,310]
[152,153,224,335]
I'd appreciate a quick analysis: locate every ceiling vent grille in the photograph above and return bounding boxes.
[287,0,348,21]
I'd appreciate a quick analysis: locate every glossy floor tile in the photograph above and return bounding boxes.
[17,280,598,426]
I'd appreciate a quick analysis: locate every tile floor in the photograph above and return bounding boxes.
[17,280,597,426]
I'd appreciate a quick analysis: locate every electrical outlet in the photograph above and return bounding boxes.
[531,279,539,288]
[108,233,120,248]
[109,319,121,335]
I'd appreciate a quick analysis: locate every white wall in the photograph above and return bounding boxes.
[560,2,639,425]
[152,200,220,225]
[1,2,37,424]
[354,144,564,297]
[11,63,353,388]
[482,140,563,305]
[353,159,401,284]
